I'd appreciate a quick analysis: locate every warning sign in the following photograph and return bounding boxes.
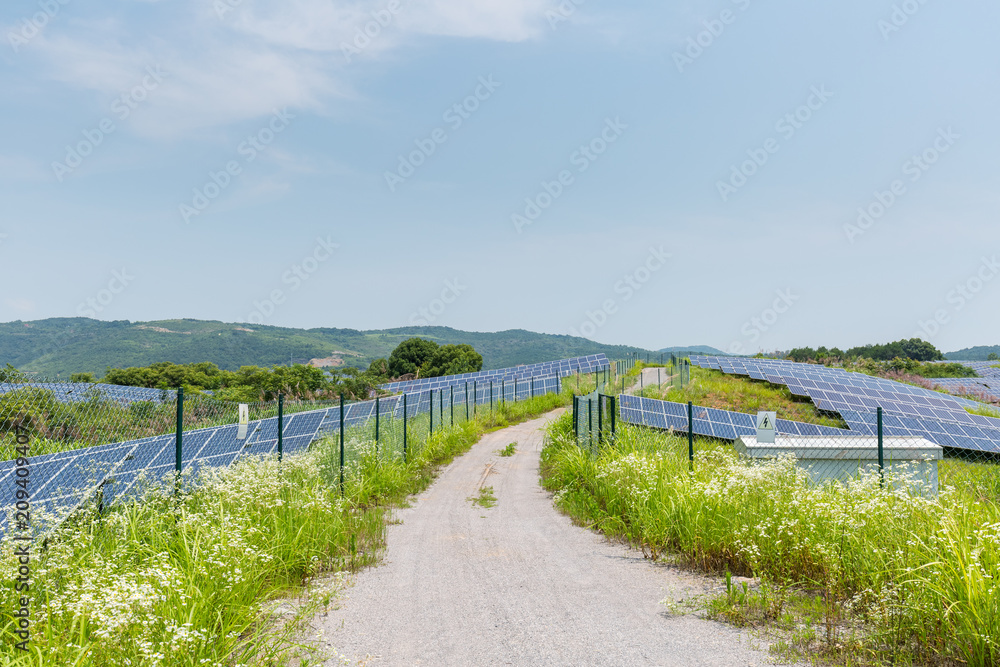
[237,404,249,440]
[756,411,776,444]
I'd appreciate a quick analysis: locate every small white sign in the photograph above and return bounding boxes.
[756,411,776,443]
[237,404,249,440]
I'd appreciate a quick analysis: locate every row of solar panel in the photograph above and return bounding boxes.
[0,376,563,536]
[689,357,1000,454]
[703,356,996,416]
[0,382,175,405]
[380,354,608,393]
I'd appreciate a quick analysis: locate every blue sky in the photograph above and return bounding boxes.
[1,0,998,354]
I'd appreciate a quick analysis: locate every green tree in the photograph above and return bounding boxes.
[419,344,483,377]
[387,338,439,377]
[989,353,999,361]
[70,372,96,383]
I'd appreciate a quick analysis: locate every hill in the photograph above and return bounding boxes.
[945,345,1000,361]
[0,318,656,378]
[658,345,727,356]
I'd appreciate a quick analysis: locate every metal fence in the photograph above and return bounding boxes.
[575,390,1000,500]
[0,374,563,536]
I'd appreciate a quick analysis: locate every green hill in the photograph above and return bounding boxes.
[0,318,657,379]
[658,345,727,356]
[945,345,1000,361]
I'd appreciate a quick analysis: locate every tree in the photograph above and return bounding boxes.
[419,344,483,378]
[989,353,999,361]
[387,338,439,377]
[70,372,95,383]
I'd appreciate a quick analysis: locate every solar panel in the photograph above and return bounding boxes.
[690,356,1000,455]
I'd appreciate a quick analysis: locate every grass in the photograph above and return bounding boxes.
[635,367,847,429]
[498,442,517,457]
[469,486,497,509]
[541,413,1000,666]
[0,389,572,665]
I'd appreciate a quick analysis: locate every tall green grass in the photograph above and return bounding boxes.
[0,391,569,665]
[541,413,1000,665]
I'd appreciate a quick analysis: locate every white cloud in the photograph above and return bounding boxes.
[19,0,554,138]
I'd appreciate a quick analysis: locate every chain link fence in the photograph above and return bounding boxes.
[565,358,1000,503]
[0,375,563,536]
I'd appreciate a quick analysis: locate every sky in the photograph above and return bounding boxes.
[1,0,998,355]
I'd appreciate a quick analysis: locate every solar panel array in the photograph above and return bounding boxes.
[685,356,1000,455]
[0,375,563,536]
[932,361,1000,402]
[380,354,608,394]
[0,382,175,404]
[619,394,847,441]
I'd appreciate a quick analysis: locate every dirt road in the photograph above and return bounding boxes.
[314,411,785,666]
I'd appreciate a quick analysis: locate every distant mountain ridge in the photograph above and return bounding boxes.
[945,345,1000,361]
[658,345,727,356]
[0,318,660,378]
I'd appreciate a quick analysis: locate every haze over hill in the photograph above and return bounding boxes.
[0,318,657,379]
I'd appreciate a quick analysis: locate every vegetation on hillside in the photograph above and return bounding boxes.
[0,317,652,378]
[786,338,945,363]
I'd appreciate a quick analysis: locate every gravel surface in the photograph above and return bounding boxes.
[312,411,790,666]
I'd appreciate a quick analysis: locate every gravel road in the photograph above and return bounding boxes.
[313,411,787,666]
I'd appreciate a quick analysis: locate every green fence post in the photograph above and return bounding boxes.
[598,393,603,446]
[490,381,494,413]
[588,395,594,453]
[430,390,434,436]
[514,377,518,402]
[465,382,470,421]
[531,376,535,398]
[175,387,184,486]
[277,393,284,462]
[610,395,616,442]
[450,385,454,427]
[877,406,884,487]
[339,394,345,496]
[474,381,478,417]
[375,395,380,453]
[573,395,578,440]
[501,379,505,406]
[439,388,444,425]
[403,393,408,463]
[687,401,694,471]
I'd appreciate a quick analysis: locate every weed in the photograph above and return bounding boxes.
[469,486,497,509]
[499,442,517,457]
